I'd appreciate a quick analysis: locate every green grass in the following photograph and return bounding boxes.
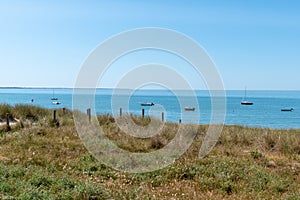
[0,104,299,199]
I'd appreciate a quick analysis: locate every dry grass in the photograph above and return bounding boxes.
[0,104,299,199]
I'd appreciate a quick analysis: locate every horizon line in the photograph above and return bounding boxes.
[0,86,300,91]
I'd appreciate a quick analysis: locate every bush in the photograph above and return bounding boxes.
[0,104,13,119]
[14,104,50,121]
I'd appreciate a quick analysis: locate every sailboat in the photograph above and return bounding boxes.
[51,89,58,100]
[241,87,253,105]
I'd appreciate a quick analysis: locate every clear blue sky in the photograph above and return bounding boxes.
[1,0,300,90]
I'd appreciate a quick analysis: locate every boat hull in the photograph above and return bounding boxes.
[184,107,195,111]
[241,101,253,105]
[281,108,293,112]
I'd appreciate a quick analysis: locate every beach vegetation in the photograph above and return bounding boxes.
[0,104,299,199]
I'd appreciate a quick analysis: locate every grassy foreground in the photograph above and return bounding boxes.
[0,104,299,199]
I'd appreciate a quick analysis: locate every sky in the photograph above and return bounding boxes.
[0,0,300,90]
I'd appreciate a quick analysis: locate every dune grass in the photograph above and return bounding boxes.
[0,104,299,199]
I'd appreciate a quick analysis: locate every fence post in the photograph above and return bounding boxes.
[53,110,59,127]
[6,112,10,126]
[5,113,11,131]
[53,110,57,122]
[6,113,9,126]
[162,112,164,122]
[120,107,122,117]
[142,109,145,118]
[87,108,91,122]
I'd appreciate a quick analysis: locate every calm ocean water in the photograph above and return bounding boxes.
[0,88,300,129]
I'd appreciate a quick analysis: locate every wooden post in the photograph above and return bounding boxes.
[53,110,57,122]
[142,109,145,118]
[120,107,122,117]
[6,113,10,127]
[87,108,91,122]
[162,112,164,122]
[6,113,11,131]
[52,110,59,127]
[179,119,182,124]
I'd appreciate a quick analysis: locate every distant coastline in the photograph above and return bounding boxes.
[1,86,300,91]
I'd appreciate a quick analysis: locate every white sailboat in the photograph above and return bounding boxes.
[241,87,253,105]
[51,89,58,100]
[51,89,61,104]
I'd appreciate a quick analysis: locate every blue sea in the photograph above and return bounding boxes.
[0,88,300,129]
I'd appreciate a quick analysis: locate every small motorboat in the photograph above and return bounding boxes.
[281,108,293,112]
[52,101,61,105]
[184,107,195,111]
[241,101,253,105]
[140,102,154,106]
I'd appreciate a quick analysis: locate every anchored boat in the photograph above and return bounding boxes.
[241,101,253,105]
[140,102,154,106]
[51,89,58,100]
[184,107,195,111]
[281,108,293,112]
[241,87,253,105]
